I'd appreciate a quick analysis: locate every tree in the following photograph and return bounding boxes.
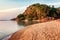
[17,14,25,20]
[48,5,58,19]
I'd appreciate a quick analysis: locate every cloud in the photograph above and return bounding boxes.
[48,2,60,7]
[0,7,26,12]
[0,7,27,20]
[40,2,60,7]
[47,2,60,5]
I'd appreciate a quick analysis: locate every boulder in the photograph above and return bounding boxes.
[8,21,60,40]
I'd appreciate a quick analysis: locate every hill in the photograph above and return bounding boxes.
[17,3,60,22]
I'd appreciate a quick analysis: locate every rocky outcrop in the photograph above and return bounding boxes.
[8,20,60,40]
[24,3,49,15]
[24,5,40,15]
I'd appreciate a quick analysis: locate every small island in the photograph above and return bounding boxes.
[16,3,60,23]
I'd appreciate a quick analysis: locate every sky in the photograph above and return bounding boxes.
[0,0,60,10]
[0,0,60,20]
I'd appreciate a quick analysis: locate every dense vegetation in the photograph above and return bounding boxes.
[17,3,60,21]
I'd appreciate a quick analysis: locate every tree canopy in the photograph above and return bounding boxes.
[17,3,60,21]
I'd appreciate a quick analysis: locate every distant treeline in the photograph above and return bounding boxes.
[17,3,60,21]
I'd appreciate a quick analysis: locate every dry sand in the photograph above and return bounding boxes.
[8,20,60,40]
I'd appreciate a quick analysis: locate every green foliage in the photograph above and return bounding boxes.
[17,14,25,20]
[33,3,51,17]
[47,5,58,19]
[17,3,60,21]
[24,14,33,20]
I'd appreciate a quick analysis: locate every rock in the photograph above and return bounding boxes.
[8,20,60,40]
